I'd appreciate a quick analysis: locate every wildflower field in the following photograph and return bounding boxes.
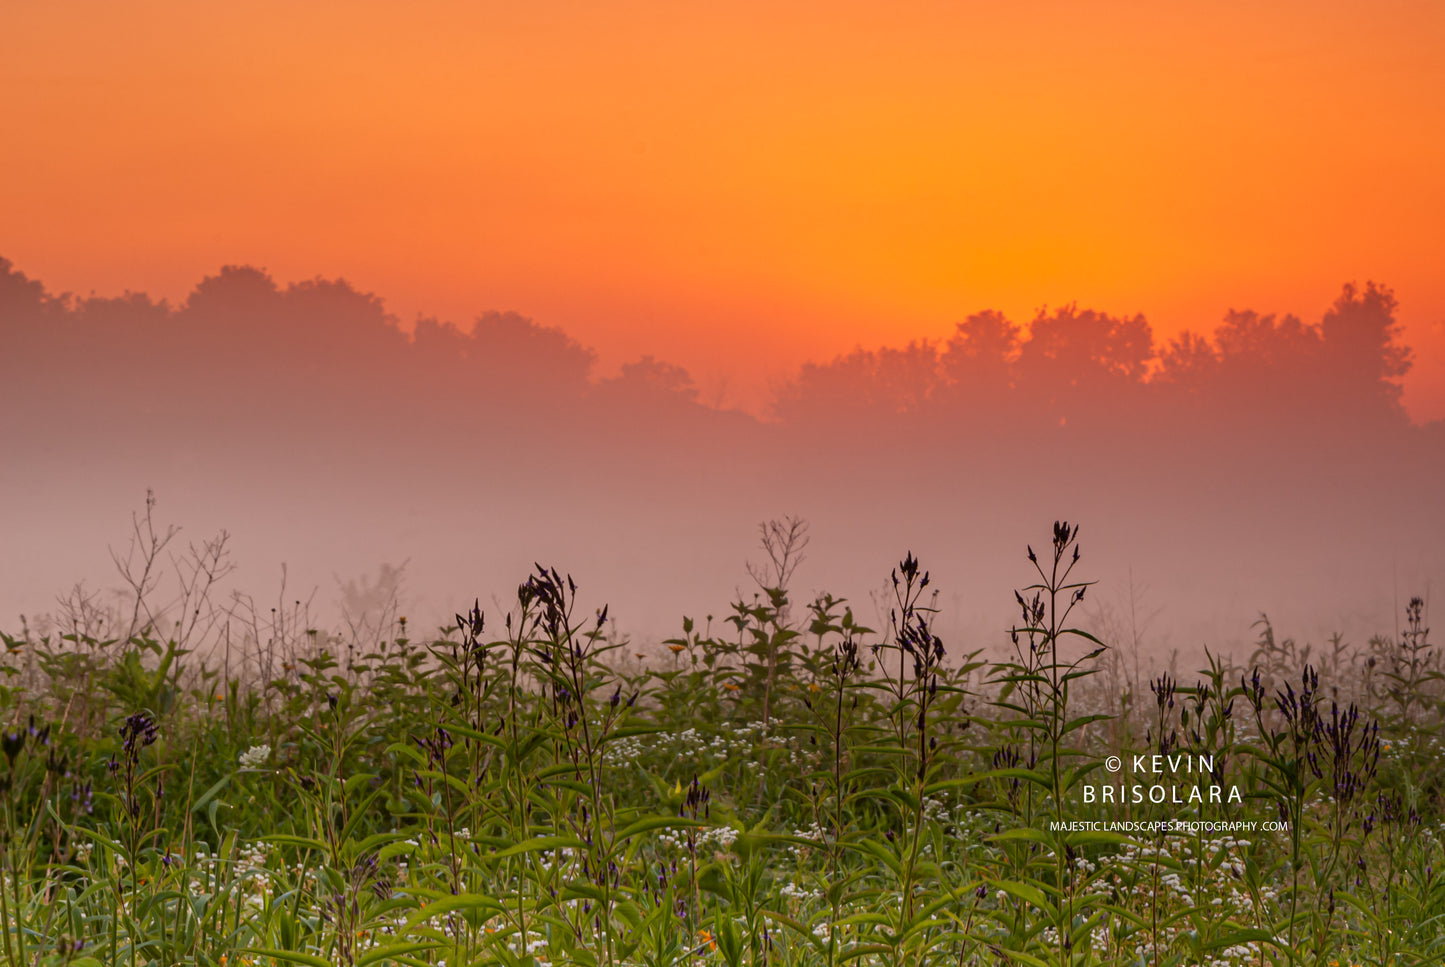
[2,522,1441,967]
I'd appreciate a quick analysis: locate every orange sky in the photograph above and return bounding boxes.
[4,0,1444,419]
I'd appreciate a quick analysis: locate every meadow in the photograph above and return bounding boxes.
[0,520,1440,967]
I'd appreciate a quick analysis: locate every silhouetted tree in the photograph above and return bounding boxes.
[1012,305,1153,425]
[1318,281,1411,420]
[937,310,1020,418]
[771,340,942,427]
[596,355,699,404]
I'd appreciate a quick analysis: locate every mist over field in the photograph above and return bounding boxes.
[3,256,1441,664]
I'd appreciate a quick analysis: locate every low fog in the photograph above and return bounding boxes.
[3,258,1440,671]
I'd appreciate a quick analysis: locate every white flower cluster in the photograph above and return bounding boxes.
[656,824,738,853]
[779,879,822,904]
[600,722,771,769]
[1087,835,1278,963]
[703,825,738,850]
[238,744,271,768]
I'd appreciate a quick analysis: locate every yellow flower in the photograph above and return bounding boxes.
[699,929,717,952]
[668,643,686,654]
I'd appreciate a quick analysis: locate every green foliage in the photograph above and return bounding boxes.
[0,526,1442,966]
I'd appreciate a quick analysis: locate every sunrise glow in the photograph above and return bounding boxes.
[4,0,1443,416]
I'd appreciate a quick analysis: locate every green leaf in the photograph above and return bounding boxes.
[358,942,441,966]
[190,773,232,813]
[262,834,329,852]
[990,879,1058,918]
[400,892,507,932]
[1061,713,1111,735]
[243,948,333,967]
[989,947,1052,967]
